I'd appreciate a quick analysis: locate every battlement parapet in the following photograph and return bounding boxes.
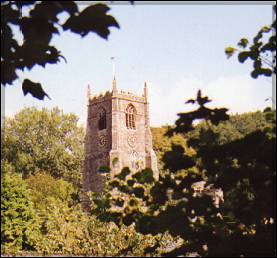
[115,90,146,102]
[89,91,112,104]
[89,89,146,104]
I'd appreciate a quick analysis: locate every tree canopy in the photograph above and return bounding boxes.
[2,107,84,188]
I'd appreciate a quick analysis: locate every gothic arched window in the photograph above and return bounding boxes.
[126,104,136,129]
[98,107,107,130]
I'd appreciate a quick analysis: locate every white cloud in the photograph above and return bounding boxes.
[148,75,272,127]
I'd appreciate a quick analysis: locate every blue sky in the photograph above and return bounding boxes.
[2,3,274,127]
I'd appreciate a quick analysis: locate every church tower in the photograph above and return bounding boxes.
[83,78,158,194]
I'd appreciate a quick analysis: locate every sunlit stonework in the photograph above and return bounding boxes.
[83,77,159,195]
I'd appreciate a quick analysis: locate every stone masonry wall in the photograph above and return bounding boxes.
[83,86,159,200]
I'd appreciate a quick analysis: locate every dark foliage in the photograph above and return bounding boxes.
[225,5,276,79]
[167,90,229,136]
[1,1,119,99]
[92,92,276,256]
[22,79,51,100]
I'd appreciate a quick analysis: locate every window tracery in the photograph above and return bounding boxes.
[126,104,136,129]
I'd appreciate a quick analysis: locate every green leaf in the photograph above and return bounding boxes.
[237,38,249,48]
[238,51,250,63]
[133,186,145,199]
[225,47,236,58]
[1,61,18,85]
[22,79,51,100]
[261,26,271,33]
[63,3,120,39]
[116,167,131,180]
[133,169,154,184]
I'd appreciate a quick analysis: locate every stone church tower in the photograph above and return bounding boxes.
[83,77,158,194]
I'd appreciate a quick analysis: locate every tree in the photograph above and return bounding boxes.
[151,126,195,171]
[91,92,276,256]
[1,167,154,256]
[1,1,120,99]
[186,108,276,256]
[2,132,157,256]
[25,172,75,210]
[2,107,84,189]
[225,5,276,79]
[187,110,273,146]
[34,199,155,256]
[1,169,41,255]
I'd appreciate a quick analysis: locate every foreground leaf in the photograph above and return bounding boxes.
[22,79,51,100]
